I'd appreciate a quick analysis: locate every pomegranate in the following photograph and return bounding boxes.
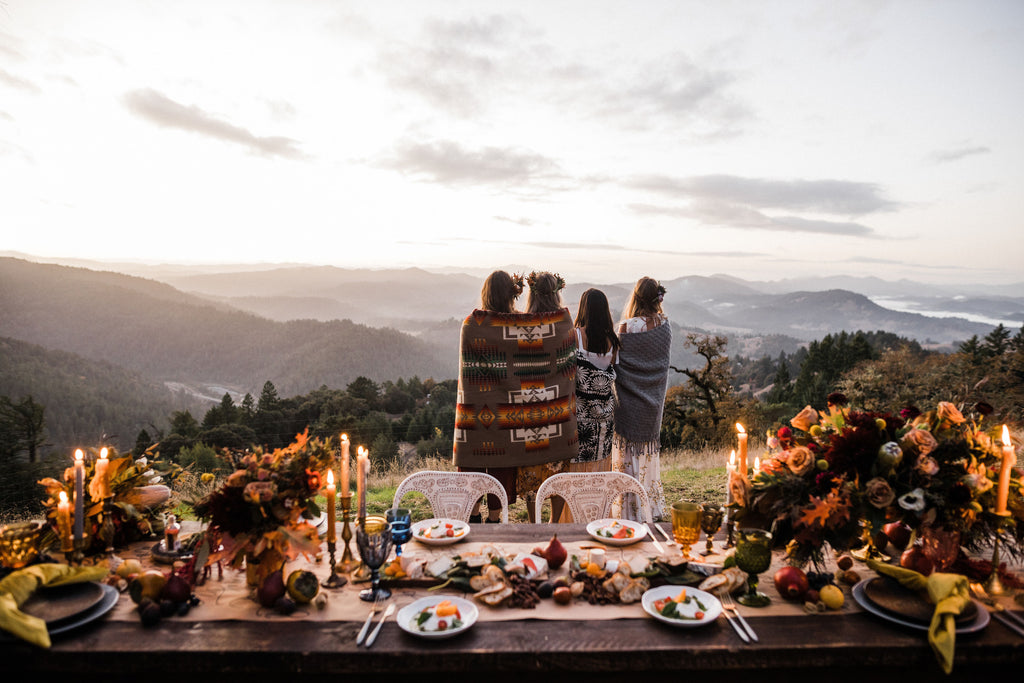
[773,565,810,601]
[883,521,912,551]
[899,546,934,576]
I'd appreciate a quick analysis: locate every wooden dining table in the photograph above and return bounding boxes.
[4,522,1023,683]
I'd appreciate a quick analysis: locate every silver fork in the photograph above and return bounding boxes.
[720,590,758,642]
[970,582,1024,638]
[355,595,384,645]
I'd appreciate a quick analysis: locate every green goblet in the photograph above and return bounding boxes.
[734,528,773,607]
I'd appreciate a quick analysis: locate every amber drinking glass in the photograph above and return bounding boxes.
[670,502,703,557]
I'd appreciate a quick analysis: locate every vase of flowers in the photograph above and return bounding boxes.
[745,395,1023,570]
[193,429,332,592]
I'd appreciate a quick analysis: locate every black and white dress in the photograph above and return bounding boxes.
[572,328,616,466]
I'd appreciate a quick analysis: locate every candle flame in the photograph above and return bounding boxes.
[59,491,68,503]
[326,469,335,485]
[1003,425,1012,447]
[729,449,736,465]
[74,448,83,462]
[341,433,348,442]
[99,447,109,460]
[754,456,761,472]
[736,423,746,434]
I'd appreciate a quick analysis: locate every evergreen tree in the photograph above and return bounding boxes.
[0,395,47,463]
[133,428,153,457]
[258,381,280,412]
[983,324,1011,357]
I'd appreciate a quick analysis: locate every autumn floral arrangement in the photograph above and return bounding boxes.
[192,429,331,587]
[742,395,1022,569]
[38,446,181,554]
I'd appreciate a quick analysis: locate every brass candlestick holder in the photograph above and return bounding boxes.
[338,494,359,573]
[983,514,1011,596]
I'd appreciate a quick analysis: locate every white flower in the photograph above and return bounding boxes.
[897,488,926,512]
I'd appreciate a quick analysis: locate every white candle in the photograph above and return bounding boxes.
[325,469,337,543]
[340,434,350,498]
[753,456,761,475]
[736,424,748,475]
[73,449,85,545]
[996,425,1015,515]
[57,491,73,552]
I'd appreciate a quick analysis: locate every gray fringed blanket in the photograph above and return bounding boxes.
[614,322,672,443]
[453,309,578,469]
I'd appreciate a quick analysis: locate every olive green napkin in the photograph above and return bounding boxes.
[866,559,971,675]
[0,563,110,648]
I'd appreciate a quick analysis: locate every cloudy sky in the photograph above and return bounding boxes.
[2,0,1022,286]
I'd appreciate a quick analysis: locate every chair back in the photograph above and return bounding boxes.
[393,470,509,523]
[534,472,652,524]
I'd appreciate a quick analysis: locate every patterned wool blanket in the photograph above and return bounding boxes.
[453,308,578,469]
[614,322,672,444]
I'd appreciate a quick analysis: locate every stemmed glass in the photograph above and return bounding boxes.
[386,507,412,558]
[734,528,773,607]
[699,506,725,556]
[355,517,393,602]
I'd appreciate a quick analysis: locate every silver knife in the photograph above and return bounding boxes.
[732,608,758,642]
[355,603,378,645]
[364,603,395,648]
[644,524,665,554]
[720,608,750,643]
[654,522,674,543]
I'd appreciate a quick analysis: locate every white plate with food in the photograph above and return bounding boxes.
[586,518,646,546]
[397,596,479,639]
[642,585,722,627]
[412,518,471,545]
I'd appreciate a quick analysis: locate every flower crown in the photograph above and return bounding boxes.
[649,282,667,304]
[510,273,525,297]
[526,271,566,295]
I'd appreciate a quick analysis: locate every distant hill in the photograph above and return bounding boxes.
[0,258,455,396]
[0,335,208,455]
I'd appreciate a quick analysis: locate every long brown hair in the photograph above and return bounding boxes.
[526,271,564,313]
[480,270,519,313]
[574,288,619,356]
[623,276,665,320]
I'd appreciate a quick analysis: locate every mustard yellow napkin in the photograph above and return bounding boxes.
[866,560,971,674]
[0,564,109,648]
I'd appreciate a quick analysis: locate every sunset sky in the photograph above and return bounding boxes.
[2,0,1022,286]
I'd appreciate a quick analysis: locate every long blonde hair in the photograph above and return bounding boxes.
[623,276,665,320]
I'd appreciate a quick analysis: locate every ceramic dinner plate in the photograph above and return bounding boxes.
[852,579,990,634]
[642,585,722,627]
[21,581,106,624]
[586,518,646,546]
[412,518,471,545]
[1,583,119,641]
[397,596,479,639]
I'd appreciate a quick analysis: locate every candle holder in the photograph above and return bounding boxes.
[101,496,122,571]
[322,538,347,588]
[338,494,359,573]
[983,514,1011,596]
[66,535,86,566]
[724,509,736,548]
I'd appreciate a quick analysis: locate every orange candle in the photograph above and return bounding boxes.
[736,424,748,475]
[94,447,111,499]
[57,491,73,552]
[996,425,1015,515]
[325,469,337,542]
[340,434,350,498]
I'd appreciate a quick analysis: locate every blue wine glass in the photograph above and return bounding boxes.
[386,507,412,558]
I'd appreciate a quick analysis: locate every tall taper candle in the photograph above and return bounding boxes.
[996,425,1015,515]
[736,424,748,475]
[73,449,85,544]
[340,434,350,498]
[726,449,736,506]
[326,468,337,542]
[356,446,369,521]
[94,447,111,499]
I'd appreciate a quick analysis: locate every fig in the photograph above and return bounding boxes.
[553,586,572,604]
[139,601,162,627]
[836,555,854,571]
[160,573,191,603]
[537,581,555,599]
[274,596,297,615]
[542,534,568,570]
[773,565,810,601]
[256,568,287,608]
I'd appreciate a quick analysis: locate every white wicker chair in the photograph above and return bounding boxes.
[534,472,652,524]
[392,471,509,523]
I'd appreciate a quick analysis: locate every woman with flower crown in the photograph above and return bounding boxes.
[612,276,670,521]
[453,270,578,523]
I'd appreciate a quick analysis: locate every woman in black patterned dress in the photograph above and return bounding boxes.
[571,288,619,470]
